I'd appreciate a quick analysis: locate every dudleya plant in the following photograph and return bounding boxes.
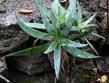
[7,0,104,79]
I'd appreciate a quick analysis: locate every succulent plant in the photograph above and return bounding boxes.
[7,0,104,79]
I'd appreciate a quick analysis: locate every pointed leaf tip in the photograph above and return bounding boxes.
[54,46,61,79]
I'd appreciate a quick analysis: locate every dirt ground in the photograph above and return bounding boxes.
[0,0,109,83]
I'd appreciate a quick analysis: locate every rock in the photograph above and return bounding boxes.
[0,0,51,26]
[7,55,51,75]
[0,0,54,53]
[0,0,6,4]
[0,0,52,76]
[8,69,54,83]
[99,0,107,10]
[0,26,29,53]
[0,0,51,53]
[0,0,52,79]
[0,57,7,73]
[0,57,9,83]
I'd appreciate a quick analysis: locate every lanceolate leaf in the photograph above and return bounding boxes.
[62,39,87,47]
[35,0,53,34]
[91,33,106,40]
[17,17,51,41]
[81,24,97,29]
[54,46,61,79]
[23,22,46,30]
[72,24,96,31]
[44,41,58,54]
[36,0,50,18]
[58,4,66,18]
[62,0,76,36]
[50,10,59,31]
[66,0,76,19]
[51,0,59,16]
[6,43,50,57]
[51,0,66,18]
[83,13,96,26]
[64,46,100,59]
[70,27,94,40]
[84,37,98,55]
[77,2,82,23]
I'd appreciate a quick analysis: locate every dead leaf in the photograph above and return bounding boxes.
[17,10,33,14]
[60,0,67,3]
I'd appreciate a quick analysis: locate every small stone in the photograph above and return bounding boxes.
[100,75,107,83]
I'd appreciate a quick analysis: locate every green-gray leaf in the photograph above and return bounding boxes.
[91,33,106,40]
[17,17,51,41]
[66,0,76,19]
[62,39,87,47]
[35,0,50,18]
[84,37,98,55]
[70,27,94,40]
[23,22,46,30]
[54,45,61,79]
[81,24,97,29]
[35,0,53,34]
[72,24,96,31]
[83,13,96,26]
[50,10,59,31]
[44,41,58,54]
[62,0,76,36]
[64,46,100,59]
[77,2,82,23]
[51,0,66,18]
[6,43,50,57]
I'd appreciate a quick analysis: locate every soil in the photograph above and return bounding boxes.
[0,0,108,83]
[0,0,51,26]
